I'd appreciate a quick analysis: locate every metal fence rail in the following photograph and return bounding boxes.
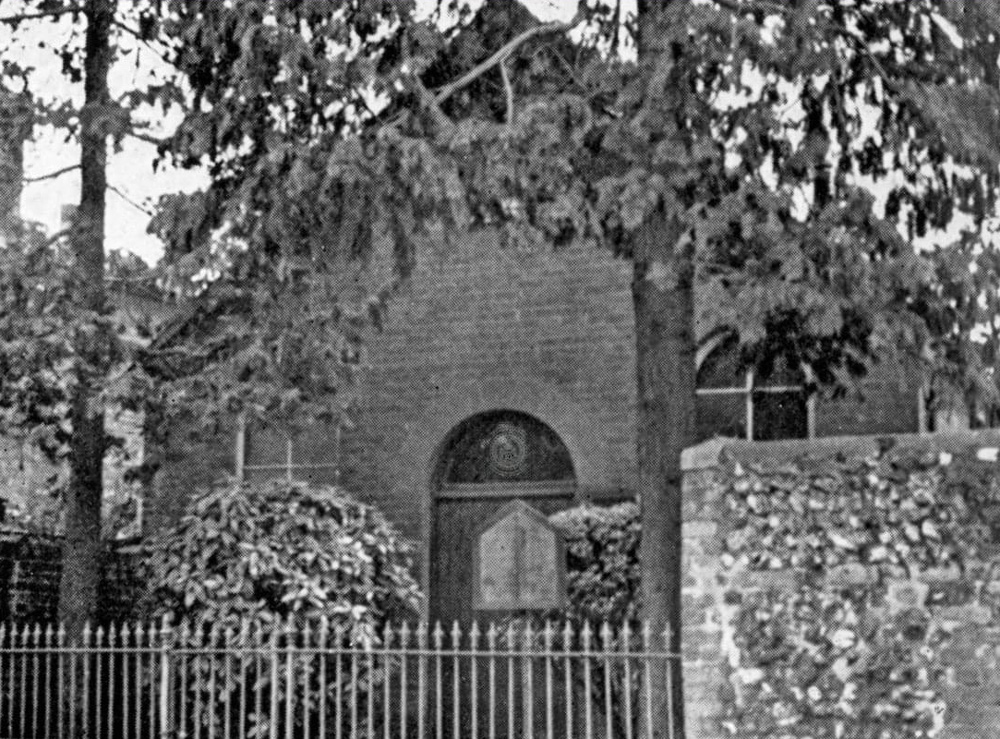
[0,618,679,739]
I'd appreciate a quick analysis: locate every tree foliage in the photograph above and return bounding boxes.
[140,0,1000,422]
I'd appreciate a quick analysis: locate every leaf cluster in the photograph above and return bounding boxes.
[139,477,421,738]
[140,477,422,630]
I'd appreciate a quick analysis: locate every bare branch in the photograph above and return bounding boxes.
[41,229,70,249]
[432,10,585,106]
[110,19,175,67]
[500,60,515,127]
[0,5,83,25]
[24,164,80,184]
[108,184,153,216]
[128,129,170,147]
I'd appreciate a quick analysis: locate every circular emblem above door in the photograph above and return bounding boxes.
[486,422,528,477]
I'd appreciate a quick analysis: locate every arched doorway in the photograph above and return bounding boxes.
[429,410,576,625]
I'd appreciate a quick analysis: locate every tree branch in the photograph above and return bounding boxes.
[24,164,80,184]
[41,229,70,249]
[128,129,170,147]
[432,10,585,106]
[108,184,153,215]
[500,60,515,126]
[110,18,175,67]
[0,5,83,24]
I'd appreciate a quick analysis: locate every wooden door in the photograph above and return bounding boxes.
[429,484,573,739]
[427,411,577,739]
[430,484,575,626]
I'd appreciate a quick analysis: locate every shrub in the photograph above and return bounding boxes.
[140,478,422,737]
[141,477,421,630]
[550,501,640,623]
[551,502,641,739]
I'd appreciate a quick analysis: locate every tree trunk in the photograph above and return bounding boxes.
[58,0,113,640]
[634,2,694,738]
[633,249,694,739]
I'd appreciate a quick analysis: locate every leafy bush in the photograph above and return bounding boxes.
[550,501,640,623]
[140,478,422,737]
[142,477,421,629]
[551,502,641,739]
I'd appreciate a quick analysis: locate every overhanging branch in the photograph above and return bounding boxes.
[0,5,83,24]
[432,10,585,107]
[24,164,80,183]
[128,129,170,147]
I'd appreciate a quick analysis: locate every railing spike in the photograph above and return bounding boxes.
[662,620,674,648]
[601,620,613,646]
[450,620,462,648]
[432,621,444,648]
[486,621,497,649]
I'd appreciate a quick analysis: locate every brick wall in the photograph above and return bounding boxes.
[339,226,640,539]
[0,535,143,624]
[679,431,1000,739]
[815,356,923,437]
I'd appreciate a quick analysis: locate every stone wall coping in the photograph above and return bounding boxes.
[681,430,1000,471]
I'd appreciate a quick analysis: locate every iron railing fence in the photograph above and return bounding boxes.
[0,618,680,739]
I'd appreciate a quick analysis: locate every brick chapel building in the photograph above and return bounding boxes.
[0,64,938,627]
[145,223,933,625]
